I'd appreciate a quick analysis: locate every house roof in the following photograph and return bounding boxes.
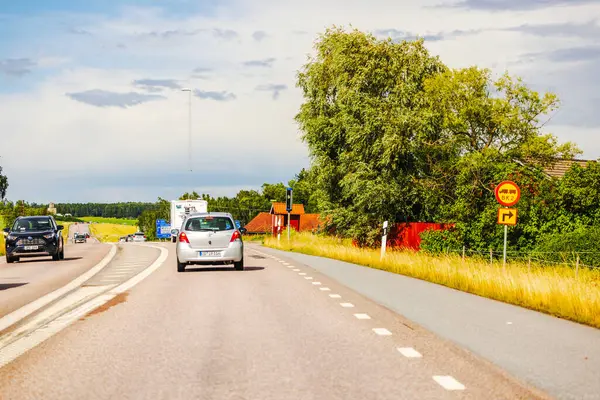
[270,202,305,215]
[244,212,272,233]
[542,159,592,178]
[299,214,323,232]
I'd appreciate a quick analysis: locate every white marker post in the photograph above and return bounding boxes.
[381,221,388,260]
[277,216,281,242]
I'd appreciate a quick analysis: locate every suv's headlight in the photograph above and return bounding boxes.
[44,233,55,239]
[7,234,16,241]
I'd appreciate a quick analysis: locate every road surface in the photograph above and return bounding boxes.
[0,243,548,400]
[0,237,111,319]
[256,245,600,400]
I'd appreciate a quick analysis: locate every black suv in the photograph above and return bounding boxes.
[3,216,65,263]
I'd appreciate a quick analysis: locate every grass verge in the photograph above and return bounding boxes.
[90,223,138,242]
[81,216,138,225]
[263,232,600,329]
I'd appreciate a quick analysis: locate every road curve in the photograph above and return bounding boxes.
[0,244,548,400]
[0,242,112,319]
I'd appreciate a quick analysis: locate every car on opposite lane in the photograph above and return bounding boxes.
[3,215,65,263]
[174,212,246,272]
[73,233,87,243]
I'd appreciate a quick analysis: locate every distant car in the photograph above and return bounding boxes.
[174,212,246,273]
[85,233,90,239]
[74,233,87,243]
[3,216,65,263]
[132,232,146,242]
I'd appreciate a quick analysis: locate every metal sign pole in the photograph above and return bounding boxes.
[503,224,508,269]
[287,212,291,241]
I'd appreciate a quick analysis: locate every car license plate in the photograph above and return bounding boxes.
[24,245,38,250]
[199,251,221,257]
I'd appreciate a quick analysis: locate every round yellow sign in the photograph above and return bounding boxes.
[494,181,521,207]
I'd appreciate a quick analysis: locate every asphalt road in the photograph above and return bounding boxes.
[258,246,600,400]
[0,241,112,319]
[0,243,548,400]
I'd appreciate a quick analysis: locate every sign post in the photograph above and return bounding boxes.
[286,187,293,241]
[381,221,388,260]
[494,181,521,268]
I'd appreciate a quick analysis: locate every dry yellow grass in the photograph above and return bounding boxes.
[90,223,138,243]
[264,232,600,329]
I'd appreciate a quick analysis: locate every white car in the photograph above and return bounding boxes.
[132,232,146,242]
[174,212,246,272]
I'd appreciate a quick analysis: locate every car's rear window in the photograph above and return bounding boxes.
[185,216,234,232]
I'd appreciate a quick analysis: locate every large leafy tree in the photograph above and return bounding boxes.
[0,164,8,201]
[295,26,580,247]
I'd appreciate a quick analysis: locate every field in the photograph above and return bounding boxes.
[90,223,138,242]
[81,216,137,225]
[264,232,600,329]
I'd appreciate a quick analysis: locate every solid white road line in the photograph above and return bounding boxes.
[0,244,117,333]
[373,328,392,336]
[354,313,371,320]
[320,287,331,291]
[432,376,465,391]
[329,294,341,298]
[340,303,354,308]
[397,347,422,358]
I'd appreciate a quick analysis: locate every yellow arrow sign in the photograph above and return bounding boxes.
[497,208,517,225]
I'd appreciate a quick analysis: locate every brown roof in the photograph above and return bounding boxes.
[244,212,272,233]
[299,214,323,232]
[543,159,592,178]
[270,202,305,215]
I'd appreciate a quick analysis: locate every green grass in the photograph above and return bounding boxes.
[81,216,138,226]
[264,232,600,329]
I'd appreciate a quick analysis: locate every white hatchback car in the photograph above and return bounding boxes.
[174,212,246,272]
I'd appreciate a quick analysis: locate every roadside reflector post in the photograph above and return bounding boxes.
[490,248,493,264]
[286,187,293,242]
[380,221,388,260]
[462,246,466,262]
[576,254,580,278]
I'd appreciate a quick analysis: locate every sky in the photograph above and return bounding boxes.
[1,0,599,203]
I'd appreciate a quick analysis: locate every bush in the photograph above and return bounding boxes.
[420,228,463,254]
[54,215,84,223]
[534,226,600,267]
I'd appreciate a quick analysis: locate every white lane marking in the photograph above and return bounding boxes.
[354,313,371,320]
[312,282,322,285]
[282,263,290,266]
[292,269,300,272]
[329,294,341,298]
[287,266,293,268]
[0,244,117,333]
[397,347,422,358]
[0,244,168,369]
[433,376,465,391]
[507,321,513,325]
[373,328,392,336]
[340,303,354,308]
[299,273,307,276]
[320,287,331,291]
[304,277,313,280]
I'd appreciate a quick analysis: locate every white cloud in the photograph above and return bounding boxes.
[1,0,599,203]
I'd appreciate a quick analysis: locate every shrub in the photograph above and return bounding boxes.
[420,228,463,254]
[534,226,600,267]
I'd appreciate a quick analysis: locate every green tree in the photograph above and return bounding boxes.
[0,164,7,201]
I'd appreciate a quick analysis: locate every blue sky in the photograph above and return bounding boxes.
[1,0,599,203]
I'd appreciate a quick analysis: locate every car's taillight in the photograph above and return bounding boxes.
[179,232,190,243]
[230,230,241,242]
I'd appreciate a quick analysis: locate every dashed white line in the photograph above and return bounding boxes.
[299,273,307,276]
[340,303,354,308]
[373,328,392,336]
[312,282,322,285]
[397,347,422,358]
[287,266,293,268]
[354,313,371,320]
[432,376,465,391]
[304,277,313,280]
[292,269,300,272]
[320,287,331,291]
[329,294,341,298]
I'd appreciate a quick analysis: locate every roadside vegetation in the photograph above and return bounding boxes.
[90,223,138,242]
[81,216,137,225]
[265,233,600,329]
